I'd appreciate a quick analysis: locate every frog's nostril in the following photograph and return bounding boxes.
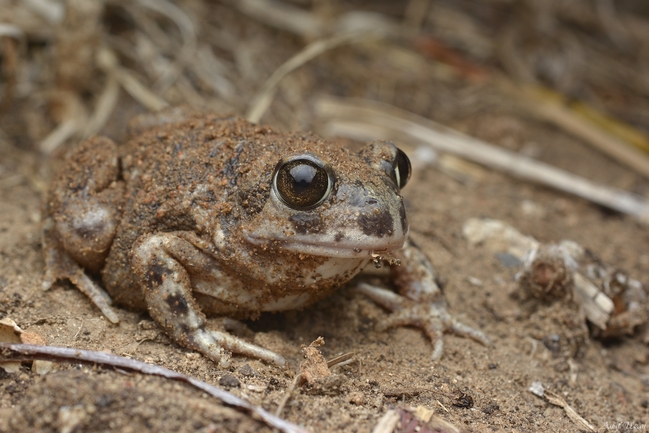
[367,198,378,205]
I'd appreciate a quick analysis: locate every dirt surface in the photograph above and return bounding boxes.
[1,1,649,432]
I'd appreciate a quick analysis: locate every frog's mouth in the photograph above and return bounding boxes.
[243,233,406,259]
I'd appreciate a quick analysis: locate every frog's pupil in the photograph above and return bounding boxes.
[289,164,317,194]
[395,148,411,189]
[275,158,331,210]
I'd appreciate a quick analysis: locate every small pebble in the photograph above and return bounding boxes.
[495,252,521,268]
[237,364,258,377]
[219,374,240,388]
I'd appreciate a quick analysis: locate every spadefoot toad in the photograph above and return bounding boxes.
[43,107,488,366]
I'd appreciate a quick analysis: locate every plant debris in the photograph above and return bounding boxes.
[463,218,648,338]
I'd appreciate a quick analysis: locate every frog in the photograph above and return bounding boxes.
[42,107,489,367]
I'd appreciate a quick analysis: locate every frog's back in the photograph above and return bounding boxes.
[103,114,268,309]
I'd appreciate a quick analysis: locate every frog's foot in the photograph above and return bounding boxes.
[132,232,286,367]
[42,218,119,324]
[191,327,286,368]
[356,282,490,360]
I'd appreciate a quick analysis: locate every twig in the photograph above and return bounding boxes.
[136,0,197,93]
[0,343,308,433]
[81,73,119,137]
[516,85,649,180]
[326,352,355,368]
[246,31,382,123]
[94,46,167,113]
[39,91,87,154]
[274,373,302,418]
[544,390,595,431]
[314,95,649,222]
[275,348,354,418]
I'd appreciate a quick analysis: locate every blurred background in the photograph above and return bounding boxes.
[1,0,649,164]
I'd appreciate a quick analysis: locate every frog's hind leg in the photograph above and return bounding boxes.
[42,135,124,323]
[132,232,286,367]
[42,217,119,323]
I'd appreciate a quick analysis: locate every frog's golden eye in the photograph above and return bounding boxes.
[274,158,333,210]
[394,148,411,189]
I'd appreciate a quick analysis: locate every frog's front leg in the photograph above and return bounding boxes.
[131,232,286,367]
[357,240,490,360]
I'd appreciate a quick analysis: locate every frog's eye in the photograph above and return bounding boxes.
[273,158,333,210]
[393,148,411,189]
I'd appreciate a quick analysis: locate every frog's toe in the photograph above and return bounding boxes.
[42,229,119,323]
[68,270,119,324]
[209,329,287,367]
[420,306,491,360]
[357,282,490,360]
[168,327,286,368]
[42,269,119,324]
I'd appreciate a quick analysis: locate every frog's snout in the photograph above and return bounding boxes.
[357,207,398,238]
[351,191,406,239]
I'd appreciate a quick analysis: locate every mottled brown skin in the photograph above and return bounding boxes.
[43,108,489,366]
[43,109,410,364]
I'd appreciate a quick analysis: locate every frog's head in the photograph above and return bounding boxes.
[242,140,411,259]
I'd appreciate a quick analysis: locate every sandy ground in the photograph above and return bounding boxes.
[1,105,648,432]
[1,2,649,432]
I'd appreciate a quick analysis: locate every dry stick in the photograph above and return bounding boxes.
[96,47,167,112]
[275,374,303,418]
[39,93,87,154]
[275,352,356,417]
[137,0,197,93]
[543,389,596,432]
[246,31,382,124]
[314,96,649,222]
[81,74,119,138]
[0,343,308,433]
[516,85,649,180]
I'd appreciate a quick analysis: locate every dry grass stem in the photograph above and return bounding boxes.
[516,86,649,179]
[327,352,355,368]
[274,373,302,418]
[136,0,197,93]
[96,46,168,112]
[246,31,383,123]
[81,73,120,138]
[38,92,87,153]
[543,390,596,432]
[0,23,24,39]
[115,67,168,111]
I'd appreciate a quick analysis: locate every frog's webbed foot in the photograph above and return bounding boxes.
[42,217,120,323]
[357,283,490,360]
[132,232,286,367]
